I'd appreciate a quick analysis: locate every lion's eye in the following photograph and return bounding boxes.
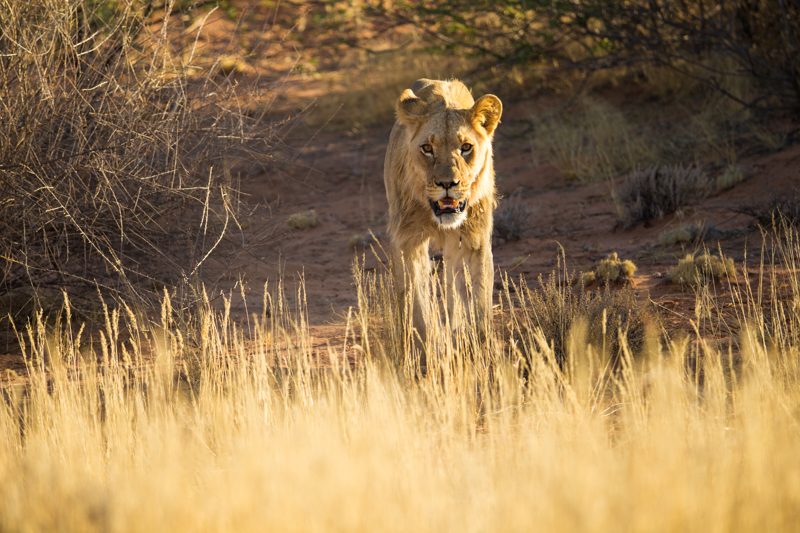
[420,144,433,155]
[460,143,473,154]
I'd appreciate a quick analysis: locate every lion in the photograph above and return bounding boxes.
[383,78,502,345]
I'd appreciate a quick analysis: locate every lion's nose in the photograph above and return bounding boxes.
[435,179,459,189]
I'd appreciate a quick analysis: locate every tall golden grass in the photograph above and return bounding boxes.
[2,232,800,531]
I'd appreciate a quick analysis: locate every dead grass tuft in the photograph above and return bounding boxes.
[348,231,380,251]
[716,163,747,191]
[494,194,533,242]
[287,210,319,230]
[505,265,648,368]
[659,223,703,247]
[614,165,713,227]
[670,253,736,287]
[581,252,637,286]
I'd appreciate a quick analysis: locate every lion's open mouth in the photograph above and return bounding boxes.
[430,198,467,216]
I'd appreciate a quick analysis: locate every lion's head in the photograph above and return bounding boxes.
[394,79,502,229]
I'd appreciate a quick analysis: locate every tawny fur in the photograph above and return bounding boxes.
[383,78,502,341]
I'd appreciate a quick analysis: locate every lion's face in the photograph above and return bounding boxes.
[396,86,502,229]
[409,111,487,228]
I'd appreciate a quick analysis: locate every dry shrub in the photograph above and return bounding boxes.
[659,223,707,247]
[287,210,319,230]
[716,164,746,191]
[581,252,637,286]
[506,267,648,368]
[657,222,738,248]
[532,98,659,183]
[349,231,381,250]
[0,1,273,314]
[670,253,736,287]
[739,192,800,229]
[614,165,713,227]
[493,194,533,242]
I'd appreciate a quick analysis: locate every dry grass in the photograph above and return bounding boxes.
[529,89,766,191]
[715,163,747,191]
[287,209,319,230]
[494,193,533,242]
[532,98,660,183]
[670,252,736,287]
[500,260,647,369]
[0,1,272,314]
[2,231,800,530]
[658,222,707,247]
[614,165,714,227]
[581,252,637,286]
[2,241,800,530]
[349,231,380,250]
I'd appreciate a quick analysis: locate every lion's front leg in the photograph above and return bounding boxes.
[443,236,493,336]
[474,245,494,334]
[390,237,433,347]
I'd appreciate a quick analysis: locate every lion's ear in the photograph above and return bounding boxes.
[396,88,429,124]
[470,94,502,136]
[410,78,434,93]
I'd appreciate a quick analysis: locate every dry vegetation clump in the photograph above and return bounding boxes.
[715,163,746,191]
[287,210,319,230]
[739,192,800,229]
[614,165,714,227]
[493,194,533,242]
[348,231,380,251]
[670,253,736,287]
[581,252,637,286]
[502,267,647,369]
[657,222,739,248]
[658,222,707,247]
[0,1,273,315]
[530,95,757,188]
